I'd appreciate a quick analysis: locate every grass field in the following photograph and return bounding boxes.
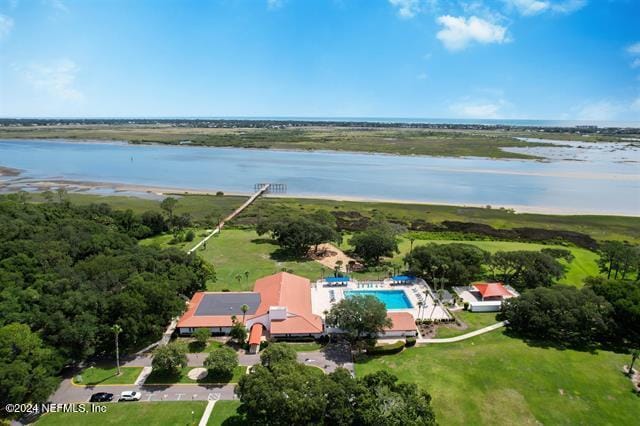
[207,401,243,425]
[355,331,638,425]
[194,229,332,291]
[72,365,142,386]
[144,365,246,385]
[37,402,207,426]
[436,311,499,338]
[146,228,602,289]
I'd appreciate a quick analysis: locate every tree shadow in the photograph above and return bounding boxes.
[222,415,246,426]
[188,341,207,353]
[504,330,600,354]
[250,238,277,245]
[270,248,309,262]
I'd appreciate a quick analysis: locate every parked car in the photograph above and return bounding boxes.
[119,391,142,401]
[89,392,113,402]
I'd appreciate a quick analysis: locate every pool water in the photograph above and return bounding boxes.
[344,290,413,310]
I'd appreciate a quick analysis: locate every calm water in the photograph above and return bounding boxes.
[0,139,639,215]
[344,290,414,310]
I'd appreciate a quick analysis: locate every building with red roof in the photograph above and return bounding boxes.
[178,272,324,344]
[473,283,515,300]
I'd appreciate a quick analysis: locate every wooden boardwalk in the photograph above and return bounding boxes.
[187,184,270,254]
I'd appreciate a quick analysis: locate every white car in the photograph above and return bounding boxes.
[119,391,142,401]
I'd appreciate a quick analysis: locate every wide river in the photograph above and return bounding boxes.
[1,139,638,215]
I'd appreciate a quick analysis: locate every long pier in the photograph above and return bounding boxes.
[187,184,271,254]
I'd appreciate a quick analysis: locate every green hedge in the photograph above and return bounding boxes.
[366,341,405,356]
[405,337,417,347]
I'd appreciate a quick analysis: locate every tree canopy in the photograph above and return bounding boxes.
[205,346,238,378]
[152,342,188,375]
[0,195,214,409]
[259,342,297,368]
[257,214,340,256]
[236,359,436,426]
[499,285,613,347]
[405,243,488,286]
[587,277,640,348]
[489,250,565,291]
[350,223,399,265]
[325,295,391,344]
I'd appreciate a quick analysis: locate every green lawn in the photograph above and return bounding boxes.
[282,342,324,352]
[72,365,142,386]
[207,401,243,425]
[436,311,499,338]
[144,365,246,385]
[355,331,638,425]
[195,229,332,291]
[37,402,207,426]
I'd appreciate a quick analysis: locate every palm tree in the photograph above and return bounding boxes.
[240,304,249,324]
[244,271,249,282]
[417,300,424,319]
[235,274,242,285]
[629,349,639,376]
[111,324,122,375]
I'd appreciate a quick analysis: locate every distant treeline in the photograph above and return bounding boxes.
[0,118,636,134]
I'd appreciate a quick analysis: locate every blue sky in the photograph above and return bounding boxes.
[0,0,639,121]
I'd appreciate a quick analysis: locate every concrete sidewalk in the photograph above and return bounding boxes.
[418,321,507,344]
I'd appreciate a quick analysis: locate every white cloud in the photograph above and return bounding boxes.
[628,42,640,55]
[449,97,509,118]
[505,0,550,16]
[576,100,624,121]
[0,14,14,40]
[22,59,84,101]
[504,0,586,16]
[267,0,284,9]
[389,0,421,18]
[436,15,509,51]
[45,0,68,13]
[632,58,640,69]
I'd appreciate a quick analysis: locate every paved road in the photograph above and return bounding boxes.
[49,344,353,405]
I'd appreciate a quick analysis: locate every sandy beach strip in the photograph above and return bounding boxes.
[1,176,638,217]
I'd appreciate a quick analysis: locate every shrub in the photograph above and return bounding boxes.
[185,230,195,242]
[463,301,469,310]
[405,337,417,347]
[260,342,297,368]
[216,191,224,196]
[204,346,238,378]
[366,341,405,356]
[192,328,210,346]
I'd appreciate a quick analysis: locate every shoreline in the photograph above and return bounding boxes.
[1,177,638,217]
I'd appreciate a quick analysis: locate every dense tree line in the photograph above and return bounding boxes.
[235,344,436,426]
[405,243,488,288]
[597,241,640,281]
[0,195,213,409]
[500,279,640,349]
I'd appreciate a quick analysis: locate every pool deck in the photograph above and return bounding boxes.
[311,280,450,321]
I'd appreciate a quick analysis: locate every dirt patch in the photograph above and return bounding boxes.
[308,243,361,272]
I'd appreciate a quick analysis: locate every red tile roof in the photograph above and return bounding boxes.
[385,312,416,331]
[248,323,263,346]
[178,272,323,335]
[474,283,513,299]
[253,272,323,334]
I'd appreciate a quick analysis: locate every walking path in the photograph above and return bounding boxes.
[199,400,217,426]
[188,184,270,254]
[418,321,507,344]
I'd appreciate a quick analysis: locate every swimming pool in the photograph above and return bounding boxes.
[344,290,413,310]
